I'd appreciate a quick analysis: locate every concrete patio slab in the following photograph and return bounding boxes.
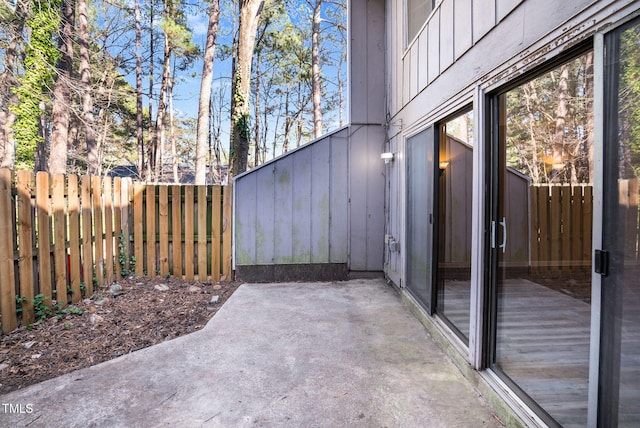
[0,279,502,427]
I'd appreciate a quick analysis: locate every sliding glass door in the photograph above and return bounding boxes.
[489,51,594,427]
[599,18,640,427]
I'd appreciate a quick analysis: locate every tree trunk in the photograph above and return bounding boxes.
[0,8,23,169]
[229,0,264,177]
[154,1,172,182]
[78,0,97,175]
[311,0,323,138]
[552,63,569,183]
[50,0,75,174]
[147,1,156,181]
[195,0,220,185]
[135,0,145,179]
[169,73,179,183]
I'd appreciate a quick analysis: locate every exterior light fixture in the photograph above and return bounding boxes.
[439,161,450,170]
[381,152,395,164]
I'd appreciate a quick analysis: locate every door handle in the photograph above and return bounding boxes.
[499,217,507,253]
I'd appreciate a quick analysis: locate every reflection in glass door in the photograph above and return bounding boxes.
[491,52,594,427]
[406,127,436,312]
[437,111,473,341]
[600,18,640,427]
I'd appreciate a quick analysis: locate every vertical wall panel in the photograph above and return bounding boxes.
[472,0,496,43]
[235,174,257,265]
[274,156,294,263]
[418,31,429,92]
[410,44,419,99]
[428,14,440,83]
[292,149,313,263]
[496,0,523,22]
[454,0,473,59]
[255,166,275,264]
[329,134,349,263]
[311,140,331,263]
[364,126,386,271]
[403,54,411,106]
[440,0,454,72]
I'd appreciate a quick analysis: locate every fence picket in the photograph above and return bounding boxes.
[68,174,81,302]
[184,186,195,280]
[120,178,131,276]
[211,186,221,281]
[561,185,572,270]
[222,184,233,280]
[92,176,104,286]
[159,186,170,276]
[52,174,67,304]
[0,168,16,332]
[36,172,53,306]
[171,185,182,277]
[104,177,114,284]
[17,171,34,322]
[113,178,122,280]
[133,183,144,277]
[146,185,156,276]
[81,176,93,295]
[198,185,207,280]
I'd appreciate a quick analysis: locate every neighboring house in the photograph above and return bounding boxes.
[235,0,640,426]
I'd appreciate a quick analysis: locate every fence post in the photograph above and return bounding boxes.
[133,183,144,277]
[0,168,17,333]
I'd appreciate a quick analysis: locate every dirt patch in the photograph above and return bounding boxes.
[0,277,240,395]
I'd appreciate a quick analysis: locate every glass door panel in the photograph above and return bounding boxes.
[493,52,594,427]
[437,111,473,341]
[600,19,640,427]
[406,127,436,311]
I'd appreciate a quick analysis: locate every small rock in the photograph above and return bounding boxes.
[206,306,217,312]
[110,284,123,295]
[154,284,170,292]
[0,363,9,371]
[30,354,42,359]
[210,295,220,304]
[90,313,104,324]
[22,341,36,349]
[188,285,202,293]
[212,284,222,291]
[94,298,109,306]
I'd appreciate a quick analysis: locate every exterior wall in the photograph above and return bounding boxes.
[234,128,350,279]
[233,0,387,280]
[384,0,639,284]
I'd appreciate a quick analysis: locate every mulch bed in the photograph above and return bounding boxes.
[0,276,240,395]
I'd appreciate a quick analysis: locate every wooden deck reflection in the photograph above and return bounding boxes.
[440,278,591,427]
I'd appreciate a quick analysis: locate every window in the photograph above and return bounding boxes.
[406,0,434,45]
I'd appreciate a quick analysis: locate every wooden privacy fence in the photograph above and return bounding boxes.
[0,168,232,333]
[529,184,593,271]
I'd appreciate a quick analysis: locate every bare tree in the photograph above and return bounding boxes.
[49,0,75,174]
[78,0,97,174]
[229,0,264,177]
[195,0,220,184]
